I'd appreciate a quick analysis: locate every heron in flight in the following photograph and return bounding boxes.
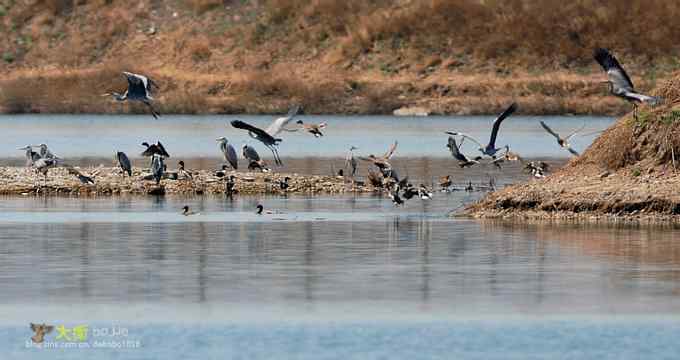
[216,137,238,170]
[295,120,327,137]
[18,145,41,167]
[230,105,300,166]
[116,151,132,177]
[446,136,481,168]
[32,144,59,160]
[104,71,160,119]
[446,102,518,158]
[539,121,584,156]
[594,48,660,119]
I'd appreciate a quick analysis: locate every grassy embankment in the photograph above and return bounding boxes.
[467,71,680,221]
[1,0,680,115]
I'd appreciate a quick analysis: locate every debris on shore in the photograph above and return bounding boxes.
[0,167,367,196]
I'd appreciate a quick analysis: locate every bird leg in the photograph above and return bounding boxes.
[633,103,639,120]
[144,101,160,119]
[269,145,283,166]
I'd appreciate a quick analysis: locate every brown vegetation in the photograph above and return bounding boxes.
[1,0,679,115]
[468,70,680,221]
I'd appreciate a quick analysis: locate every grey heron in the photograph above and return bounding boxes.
[230,105,300,166]
[18,146,41,167]
[216,137,238,170]
[594,48,660,119]
[116,151,132,177]
[345,146,358,177]
[32,144,59,160]
[33,157,60,182]
[104,71,160,119]
[446,136,481,168]
[141,141,170,158]
[445,102,518,158]
[539,121,583,156]
[151,154,164,185]
[295,120,327,137]
[242,144,270,172]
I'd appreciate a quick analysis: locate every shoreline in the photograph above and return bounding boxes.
[0,167,366,196]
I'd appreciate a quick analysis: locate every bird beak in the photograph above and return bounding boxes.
[101,93,111,97]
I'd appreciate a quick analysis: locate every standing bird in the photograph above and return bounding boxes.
[230,105,300,166]
[539,121,583,156]
[104,71,161,119]
[151,154,164,185]
[216,137,238,170]
[242,144,269,172]
[446,136,481,168]
[214,164,229,178]
[279,176,291,191]
[33,157,60,182]
[18,145,41,167]
[345,146,358,177]
[295,120,327,137]
[177,160,193,180]
[594,48,660,119]
[34,144,59,160]
[116,151,132,177]
[525,161,549,178]
[446,102,518,158]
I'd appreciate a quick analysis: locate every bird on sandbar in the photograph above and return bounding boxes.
[594,48,660,120]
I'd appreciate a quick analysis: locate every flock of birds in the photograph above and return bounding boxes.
[17,48,660,211]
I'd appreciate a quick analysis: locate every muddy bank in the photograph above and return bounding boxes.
[0,167,368,196]
[464,163,680,223]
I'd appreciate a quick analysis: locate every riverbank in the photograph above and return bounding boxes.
[0,167,365,196]
[465,72,680,223]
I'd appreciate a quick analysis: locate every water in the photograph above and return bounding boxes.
[4,115,680,359]
[2,114,611,159]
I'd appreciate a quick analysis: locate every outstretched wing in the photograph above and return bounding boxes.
[231,120,274,141]
[445,131,484,150]
[567,147,580,156]
[447,136,465,161]
[539,121,562,140]
[488,102,517,149]
[383,141,398,159]
[565,121,587,141]
[593,48,634,92]
[266,105,300,136]
[156,141,170,157]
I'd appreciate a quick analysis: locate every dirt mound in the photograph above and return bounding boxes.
[468,72,680,221]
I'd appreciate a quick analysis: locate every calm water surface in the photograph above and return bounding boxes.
[3,115,680,359]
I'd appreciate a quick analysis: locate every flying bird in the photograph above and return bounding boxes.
[116,151,132,177]
[446,102,518,158]
[360,141,398,171]
[104,71,161,119]
[594,48,660,118]
[230,105,300,166]
[446,136,481,168]
[539,121,583,156]
[491,145,523,169]
[33,144,59,160]
[216,137,238,170]
[295,120,327,137]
